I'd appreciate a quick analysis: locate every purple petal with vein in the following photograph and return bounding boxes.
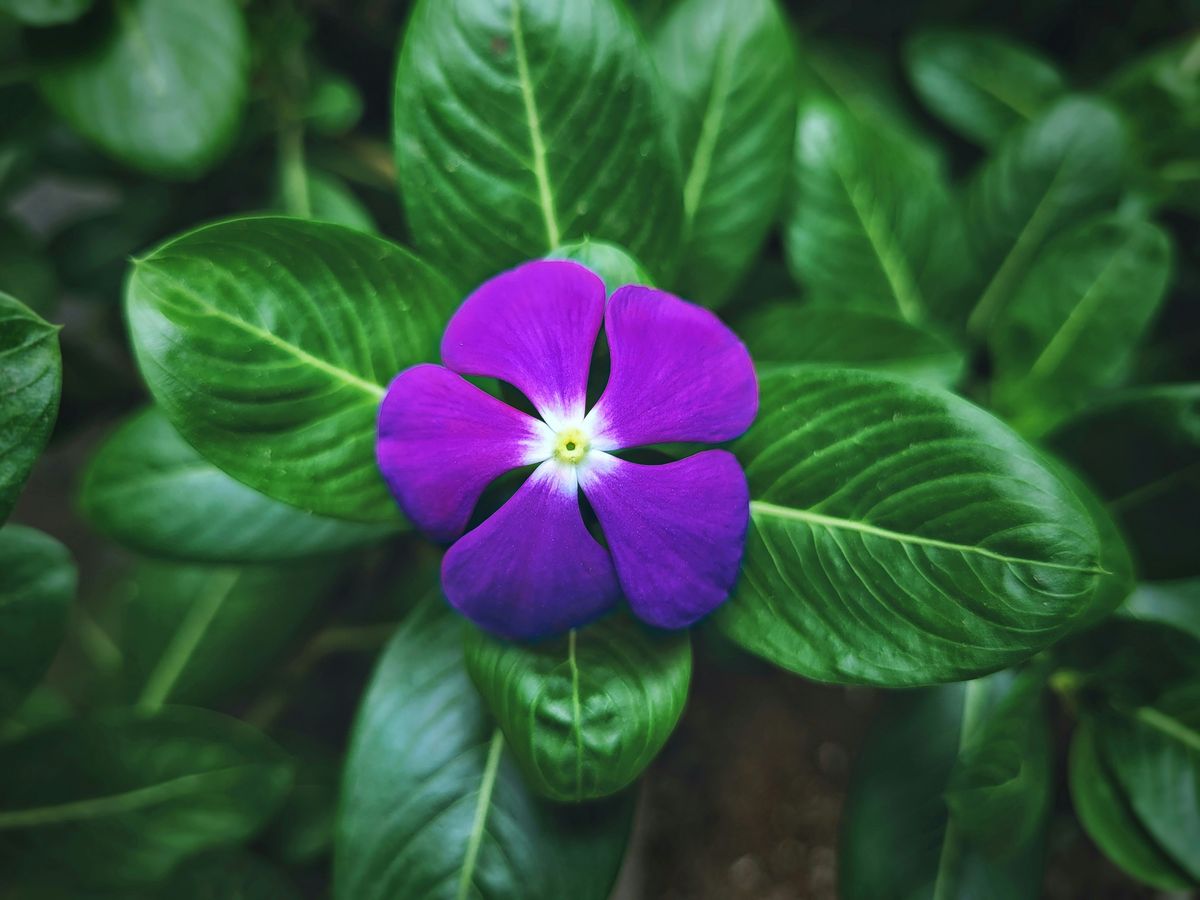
[376,364,551,542]
[586,286,758,450]
[442,461,621,639]
[441,260,606,429]
[580,450,749,628]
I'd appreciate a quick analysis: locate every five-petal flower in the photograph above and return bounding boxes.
[376,260,757,639]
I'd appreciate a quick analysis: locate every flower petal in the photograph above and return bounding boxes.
[586,286,758,450]
[442,460,620,639]
[441,260,606,429]
[579,450,749,629]
[377,364,552,542]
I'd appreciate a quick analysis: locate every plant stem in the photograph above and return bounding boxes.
[932,678,989,900]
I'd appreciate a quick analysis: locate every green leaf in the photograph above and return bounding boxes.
[0,292,60,524]
[784,98,967,325]
[0,0,90,26]
[0,218,57,316]
[0,707,293,887]
[273,171,378,234]
[149,852,302,900]
[33,0,249,178]
[464,614,691,802]
[714,366,1117,686]
[394,0,684,291]
[0,526,74,720]
[117,559,337,709]
[1096,688,1200,882]
[737,303,967,388]
[840,672,1050,900]
[1049,384,1200,579]
[904,29,1065,147]
[547,239,652,294]
[335,599,632,900]
[653,0,796,306]
[125,216,457,524]
[963,96,1126,335]
[991,216,1172,433]
[1122,579,1200,645]
[304,67,363,136]
[1069,719,1194,891]
[81,407,396,563]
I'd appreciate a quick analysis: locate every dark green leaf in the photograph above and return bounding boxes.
[394,0,683,290]
[840,672,1050,900]
[1069,719,1194,890]
[335,599,632,900]
[547,239,652,293]
[0,526,74,720]
[117,559,337,709]
[304,68,363,136]
[33,0,249,178]
[125,216,457,523]
[0,706,293,887]
[273,171,378,233]
[715,367,1117,685]
[464,614,691,802]
[263,740,337,866]
[904,29,1065,147]
[1050,384,1200,579]
[963,96,1126,335]
[0,292,60,524]
[0,0,90,25]
[991,216,1172,433]
[738,303,967,388]
[784,98,967,324]
[81,407,396,563]
[1122,579,1200,644]
[0,219,57,316]
[149,852,301,900]
[653,0,796,306]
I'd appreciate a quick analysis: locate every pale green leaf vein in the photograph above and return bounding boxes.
[455,728,504,900]
[511,0,560,249]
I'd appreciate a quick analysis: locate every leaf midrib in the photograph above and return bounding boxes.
[511,0,560,249]
[455,728,504,900]
[681,35,734,230]
[749,499,1108,575]
[1135,705,1200,753]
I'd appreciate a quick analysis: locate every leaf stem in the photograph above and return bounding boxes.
[932,678,989,900]
[278,117,312,219]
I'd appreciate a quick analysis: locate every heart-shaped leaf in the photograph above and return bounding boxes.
[904,29,1065,147]
[0,292,61,524]
[1050,385,1200,580]
[738,303,966,388]
[81,408,397,563]
[117,560,338,709]
[784,98,967,325]
[715,366,1119,685]
[0,526,74,721]
[394,0,683,290]
[991,216,1172,433]
[32,0,249,178]
[963,96,1126,336]
[653,0,796,306]
[1070,719,1195,891]
[124,216,457,524]
[0,0,90,25]
[840,671,1051,900]
[335,599,632,900]
[465,614,691,802]
[0,707,293,887]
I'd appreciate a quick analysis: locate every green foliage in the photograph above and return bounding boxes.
[464,614,691,802]
[0,0,90,26]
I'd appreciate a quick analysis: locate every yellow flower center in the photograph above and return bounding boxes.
[553,426,590,465]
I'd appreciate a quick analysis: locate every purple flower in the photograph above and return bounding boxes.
[376,260,757,640]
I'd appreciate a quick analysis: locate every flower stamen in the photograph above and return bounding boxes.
[553,426,590,465]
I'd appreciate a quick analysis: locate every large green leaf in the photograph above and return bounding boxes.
[0,526,74,720]
[1069,720,1194,891]
[116,560,337,709]
[125,216,457,524]
[904,29,1065,147]
[464,614,691,802]
[1094,688,1200,883]
[1050,385,1200,579]
[33,0,248,178]
[0,292,60,524]
[784,97,967,324]
[81,408,396,563]
[394,0,683,291]
[0,0,90,25]
[653,0,795,306]
[0,707,292,887]
[714,366,1117,686]
[335,599,631,900]
[840,672,1050,900]
[991,216,1172,433]
[737,303,966,388]
[963,96,1126,335]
